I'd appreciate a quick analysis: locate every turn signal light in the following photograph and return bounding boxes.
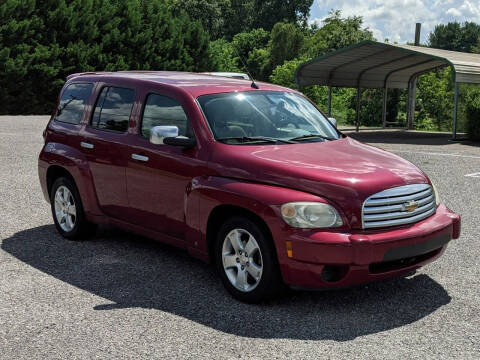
[286,241,293,258]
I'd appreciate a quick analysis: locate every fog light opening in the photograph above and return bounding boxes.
[321,265,348,283]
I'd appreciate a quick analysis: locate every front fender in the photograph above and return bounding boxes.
[39,142,102,215]
[189,176,335,260]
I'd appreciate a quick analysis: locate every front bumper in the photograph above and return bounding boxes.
[276,204,460,289]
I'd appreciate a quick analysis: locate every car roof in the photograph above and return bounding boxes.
[67,71,293,98]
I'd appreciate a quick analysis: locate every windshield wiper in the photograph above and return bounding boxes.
[218,136,295,144]
[288,133,336,142]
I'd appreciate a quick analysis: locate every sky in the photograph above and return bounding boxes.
[309,0,480,44]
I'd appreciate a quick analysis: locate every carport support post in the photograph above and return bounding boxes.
[406,81,411,129]
[382,87,388,128]
[452,82,459,139]
[406,78,416,130]
[355,87,361,132]
[327,86,332,116]
[408,78,417,130]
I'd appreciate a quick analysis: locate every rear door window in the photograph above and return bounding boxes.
[55,83,93,124]
[91,87,135,132]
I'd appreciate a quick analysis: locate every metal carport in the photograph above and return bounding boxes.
[295,40,480,138]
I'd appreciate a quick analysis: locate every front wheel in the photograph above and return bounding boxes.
[50,177,96,240]
[215,216,284,303]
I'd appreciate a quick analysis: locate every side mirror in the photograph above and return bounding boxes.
[328,117,337,127]
[150,125,196,148]
[163,136,196,148]
[150,126,179,145]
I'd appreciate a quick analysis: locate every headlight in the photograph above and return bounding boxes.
[281,202,343,228]
[432,183,440,206]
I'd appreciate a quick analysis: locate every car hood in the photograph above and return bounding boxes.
[208,137,429,229]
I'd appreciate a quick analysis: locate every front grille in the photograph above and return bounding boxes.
[362,184,436,229]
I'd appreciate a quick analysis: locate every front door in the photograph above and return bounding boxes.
[125,92,203,239]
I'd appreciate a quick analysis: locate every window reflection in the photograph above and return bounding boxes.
[142,94,191,138]
[56,83,93,125]
[92,87,135,132]
[198,91,339,141]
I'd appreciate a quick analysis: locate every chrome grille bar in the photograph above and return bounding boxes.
[363,188,432,206]
[363,194,434,215]
[362,184,437,229]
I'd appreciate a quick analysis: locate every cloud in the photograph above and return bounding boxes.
[446,8,462,17]
[310,0,480,44]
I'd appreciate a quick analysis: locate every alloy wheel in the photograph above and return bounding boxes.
[54,185,76,232]
[221,228,263,292]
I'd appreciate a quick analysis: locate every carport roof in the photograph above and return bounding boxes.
[296,40,480,89]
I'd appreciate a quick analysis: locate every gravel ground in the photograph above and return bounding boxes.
[0,116,478,359]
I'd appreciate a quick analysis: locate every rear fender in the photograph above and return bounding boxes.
[40,142,102,215]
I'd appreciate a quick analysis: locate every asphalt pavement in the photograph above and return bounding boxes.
[0,116,478,359]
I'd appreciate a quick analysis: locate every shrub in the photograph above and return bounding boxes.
[465,88,480,140]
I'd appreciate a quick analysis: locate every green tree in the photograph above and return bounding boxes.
[220,0,255,40]
[217,0,313,40]
[208,39,240,72]
[305,10,374,58]
[0,0,211,114]
[386,89,401,123]
[170,0,225,39]
[465,87,480,140]
[269,58,305,89]
[232,28,270,62]
[472,38,480,54]
[0,0,61,114]
[250,0,314,31]
[251,22,305,81]
[416,68,454,131]
[429,22,480,52]
[268,22,305,68]
[246,48,270,80]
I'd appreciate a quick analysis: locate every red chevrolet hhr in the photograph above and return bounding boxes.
[38,71,461,302]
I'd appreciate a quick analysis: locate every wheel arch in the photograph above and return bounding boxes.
[46,165,76,197]
[206,204,274,265]
[40,142,102,216]
[193,176,324,264]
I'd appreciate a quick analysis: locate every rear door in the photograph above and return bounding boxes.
[80,84,137,220]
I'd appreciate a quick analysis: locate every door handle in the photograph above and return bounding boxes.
[80,141,94,149]
[132,153,149,162]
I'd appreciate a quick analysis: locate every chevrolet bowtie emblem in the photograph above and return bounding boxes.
[403,200,419,212]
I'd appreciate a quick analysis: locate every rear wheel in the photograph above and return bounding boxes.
[50,177,96,240]
[215,216,283,303]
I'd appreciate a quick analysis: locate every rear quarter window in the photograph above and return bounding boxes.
[55,83,93,124]
[91,87,135,132]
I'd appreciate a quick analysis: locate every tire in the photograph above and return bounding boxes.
[50,177,96,240]
[214,216,284,303]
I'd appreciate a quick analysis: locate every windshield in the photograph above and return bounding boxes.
[198,91,340,144]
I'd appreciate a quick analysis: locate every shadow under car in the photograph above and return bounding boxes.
[1,224,452,341]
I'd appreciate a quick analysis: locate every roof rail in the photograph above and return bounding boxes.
[201,72,250,80]
[66,72,101,81]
